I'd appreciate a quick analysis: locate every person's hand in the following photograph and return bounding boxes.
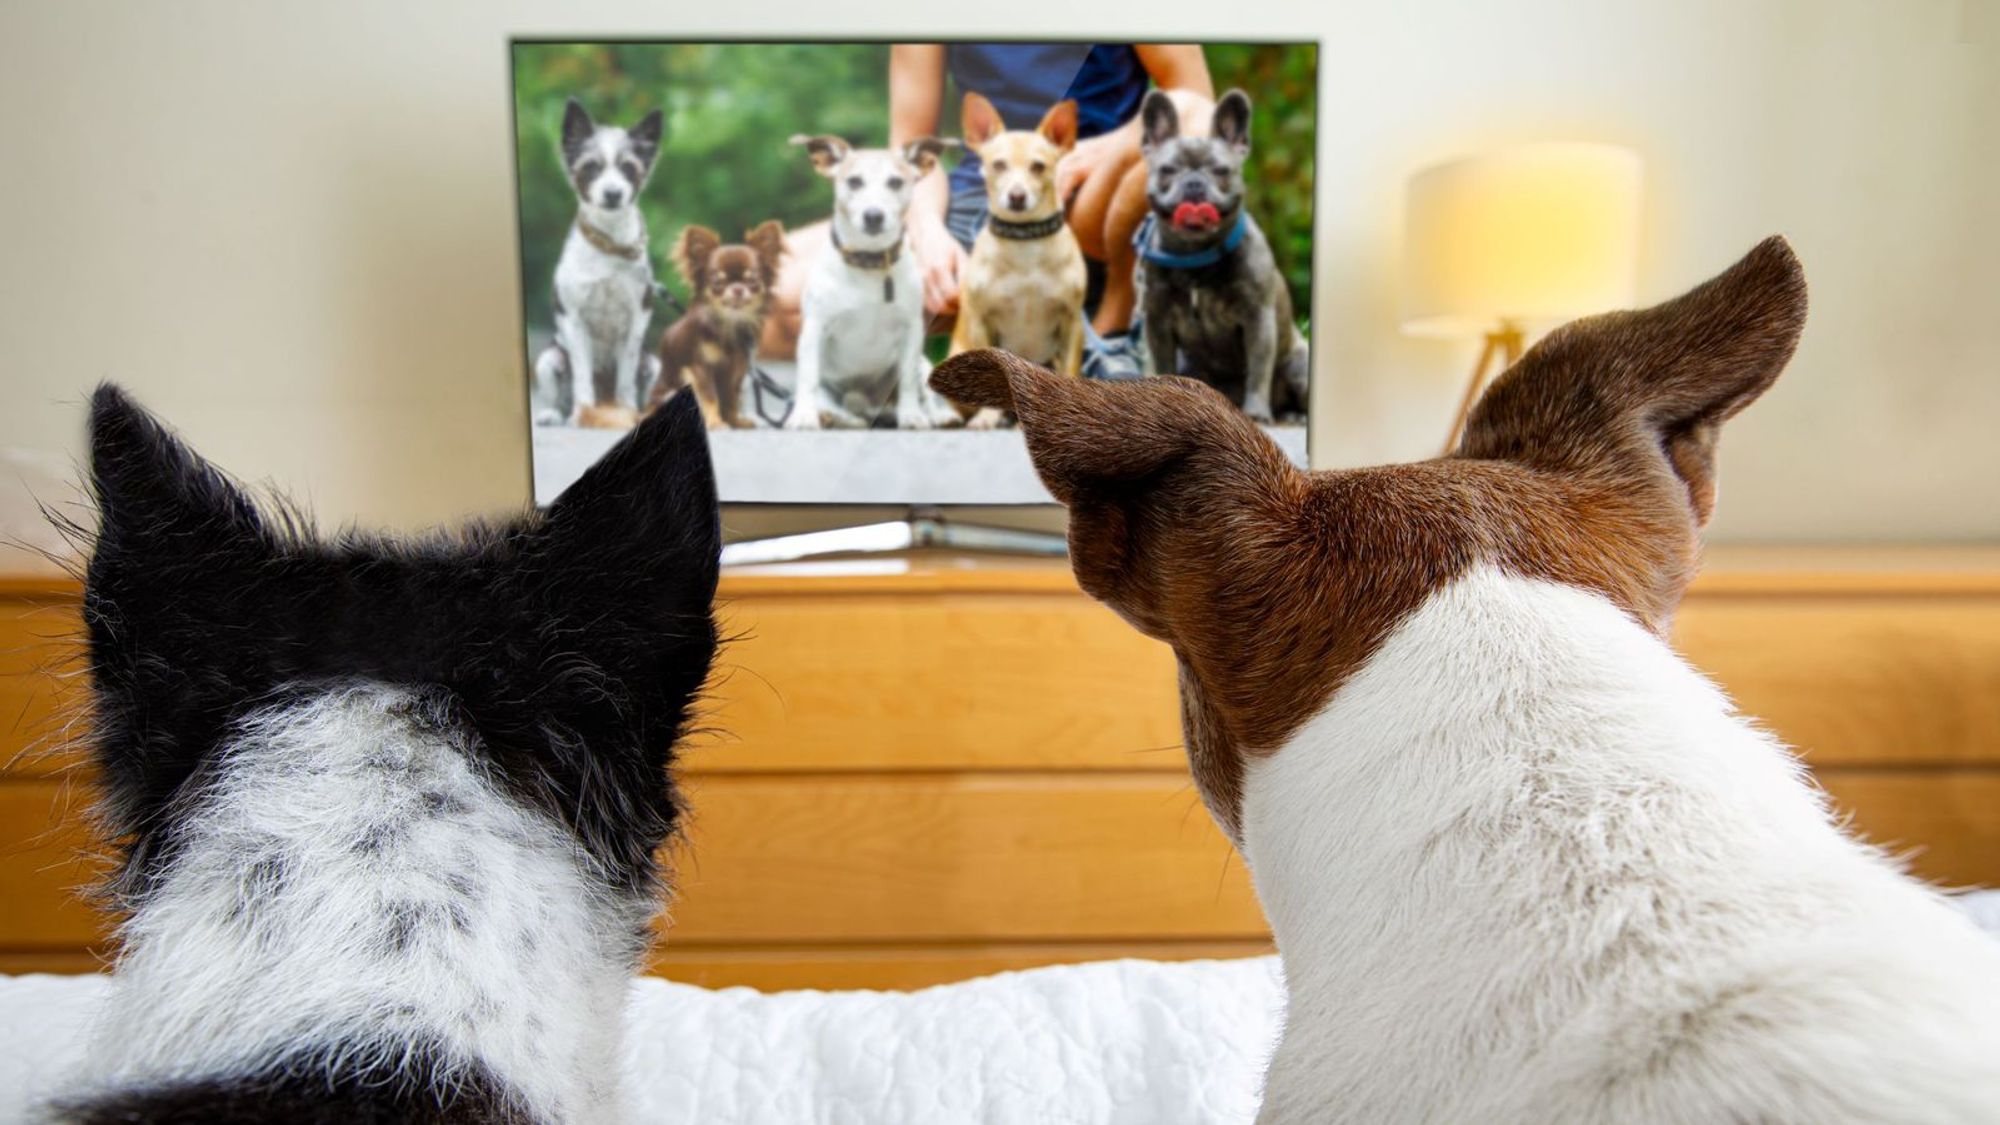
[907,211,966,316]
[1056,128,1133,208]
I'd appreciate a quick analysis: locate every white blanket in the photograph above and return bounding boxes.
[0,956,1283,1125]
[6,891,1996,1124]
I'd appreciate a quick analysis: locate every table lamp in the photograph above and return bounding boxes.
[1402,143,1642,451]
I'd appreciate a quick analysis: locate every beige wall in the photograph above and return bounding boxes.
[1,0,1994,559]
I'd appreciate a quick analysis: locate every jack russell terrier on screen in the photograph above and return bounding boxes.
[785,133,963,430]
[933,239,2000,1123]
[54,387,721,1123]
[533,97,665,429]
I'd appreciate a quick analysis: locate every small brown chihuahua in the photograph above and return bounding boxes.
[948,94,1088,429]
[650,220,785,428]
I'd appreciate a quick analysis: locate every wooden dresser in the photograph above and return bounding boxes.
[3,548,1998,989]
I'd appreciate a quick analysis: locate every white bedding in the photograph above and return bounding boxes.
[5,891,1996,1124]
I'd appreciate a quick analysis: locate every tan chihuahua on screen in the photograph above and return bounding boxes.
[949,94,1088,429]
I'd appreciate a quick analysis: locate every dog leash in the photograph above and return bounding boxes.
[1133,212,1250,270]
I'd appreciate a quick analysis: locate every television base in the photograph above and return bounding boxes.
[720,508,1066,566]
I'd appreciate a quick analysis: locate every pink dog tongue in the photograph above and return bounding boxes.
[1172,201,1221,231]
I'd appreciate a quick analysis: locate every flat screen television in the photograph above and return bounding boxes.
[512,39,1318,508]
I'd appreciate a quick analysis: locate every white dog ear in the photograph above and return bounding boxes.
[1212,90,1253,156]
[901,136,959,178]
[1139,90,1180,154]
[562,97,595,161]
[789,134,851,177]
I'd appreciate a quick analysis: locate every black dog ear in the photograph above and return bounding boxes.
[628,109,664,161]
[562,97,596,161]
[1139,90,1181,153]
[1212,90,1253,156]
[88,383,267,577]
[541,387,721,612]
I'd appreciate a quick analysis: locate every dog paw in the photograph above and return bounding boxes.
[783,408,822,432]
[897,409,936,431]
[533,407,566,428]
[965,406,1009,431]
[1242,397,1276,425]
[730,415,758,430]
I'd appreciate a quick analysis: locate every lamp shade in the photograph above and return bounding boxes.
[1402,143,1642,338]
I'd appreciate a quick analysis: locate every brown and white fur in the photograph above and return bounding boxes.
[649,221,784,428]
[948,95,1088,430]
[933,239,2000,1123]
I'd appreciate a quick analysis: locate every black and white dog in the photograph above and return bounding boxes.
[534,98,665,427]
[53,386,720,1123]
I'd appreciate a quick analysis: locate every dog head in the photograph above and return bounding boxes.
[932,238,1806,842]
[561,97,664,213]
[675,220,785,319]
[792,134,955,251]
[1140,88,1252,243]
[962,94,1076,221]
[81,386,722,897]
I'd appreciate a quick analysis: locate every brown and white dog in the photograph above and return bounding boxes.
[933,238,2000,1123]
[948,94,1088,430]
[650,220,785,428]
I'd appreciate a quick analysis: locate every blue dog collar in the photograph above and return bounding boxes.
[1134,212,1249,270]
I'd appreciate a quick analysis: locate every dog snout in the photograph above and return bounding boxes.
[1179,180,1209,204]
[600,186,626,208]
[861,208,886,233]
[1006,188,1030,212]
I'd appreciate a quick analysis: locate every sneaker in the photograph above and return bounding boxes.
[1083,324,1145,381]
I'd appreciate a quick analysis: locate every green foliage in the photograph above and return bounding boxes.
[511,41,1317,333]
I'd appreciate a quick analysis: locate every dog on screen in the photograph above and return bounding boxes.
[532,97,665,429]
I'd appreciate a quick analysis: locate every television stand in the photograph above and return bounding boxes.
[720,507,1066,566]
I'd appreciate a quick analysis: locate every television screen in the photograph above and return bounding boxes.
[513,40,1318,505]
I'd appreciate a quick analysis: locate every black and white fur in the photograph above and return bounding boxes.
[1137,89,1309,423]
[52,385,721,1123]
[784,134,963,430]
[533,98,666,425]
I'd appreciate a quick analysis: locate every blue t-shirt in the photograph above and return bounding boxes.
[945,43,1148,199]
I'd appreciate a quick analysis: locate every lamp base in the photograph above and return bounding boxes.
[1443,321,1525,454]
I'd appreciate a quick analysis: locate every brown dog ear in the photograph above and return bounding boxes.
[901,136,959,178]
[961,93,1005,148]
[1037,100,1079,152]
[789,134,850,176]
[671,224,721,290]
[743,220,786,274]
[1460,236,1807,527]
[931,350,1297,633]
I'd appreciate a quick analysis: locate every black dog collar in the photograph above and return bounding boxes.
[831,226,903,271]
[986,212,1067,241]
